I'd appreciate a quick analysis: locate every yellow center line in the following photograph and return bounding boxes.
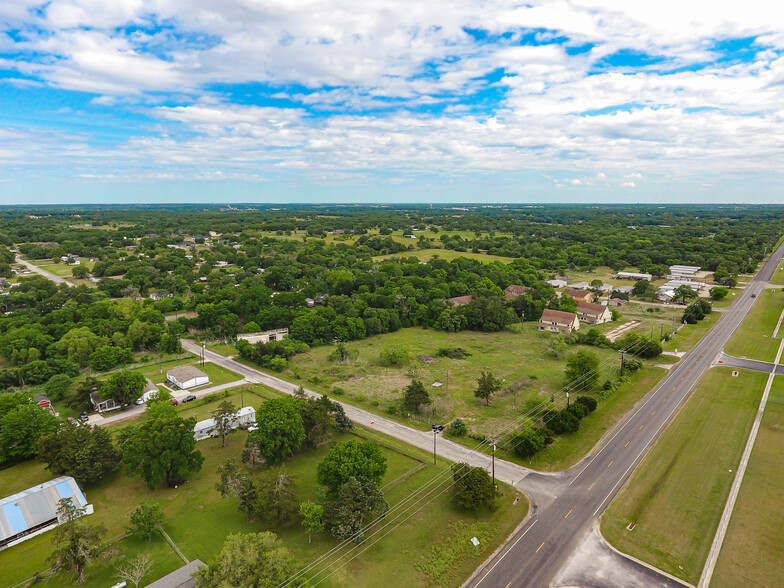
[672,386,676,391]
[662,398,667,402]
[639,425,644,430]
[565,509,573,519]
[588,482,596,490]
[688,368,692,372]
[536,542,545,553]
[607,460,614,468]
[625,441,630,447]
[681,377,685,381]
[652,410,656,415]
[505,583,512,588]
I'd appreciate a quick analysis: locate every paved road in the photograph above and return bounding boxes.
[93,378,250,427]
[15,255,74,286]
[715,352,784,375]
[467,241,784,588]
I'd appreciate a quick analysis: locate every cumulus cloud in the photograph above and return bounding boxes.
[0,0,782,196]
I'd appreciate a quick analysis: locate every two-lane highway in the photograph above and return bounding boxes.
[469,239,784,588]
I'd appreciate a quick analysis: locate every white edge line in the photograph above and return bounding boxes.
[474,519,539,586]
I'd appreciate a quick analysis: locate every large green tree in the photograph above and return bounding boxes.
[248,397,305,466]
[212,400,237,448]
[316,440,387,494]
[119,402,204,489]
[451,462,497,512]
[128,501,164,541]
[215,458,259,522]
[193,532,301,588]
[403,379,431,412]
[323,477,388,542]
[564,349,600,392]
[100,370,146,406]
[48,498,108,584]
[37,424,121,486]
[0,403,59,466]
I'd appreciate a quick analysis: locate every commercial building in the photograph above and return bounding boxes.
[236,328,289,345]
[167,365,210,390]
[615,271,652,281]
[668,265,701,281]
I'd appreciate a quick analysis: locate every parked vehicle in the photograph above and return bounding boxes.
[78,413,89,422]
[182,394,196,403]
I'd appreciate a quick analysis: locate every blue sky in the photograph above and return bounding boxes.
[0,1,782,204]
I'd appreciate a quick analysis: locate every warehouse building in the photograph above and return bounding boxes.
[0,476,93,551]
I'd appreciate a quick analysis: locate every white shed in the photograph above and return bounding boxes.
[167,365,210,390]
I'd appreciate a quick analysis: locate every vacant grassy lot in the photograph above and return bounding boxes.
[206,343,237,357]
[709,288,743,309]
[601,367,766,584]
[286,326,622,436]
[373,248,514,264]
[0,390,527,588]
[711,375,784,588]
[724,288,784,361]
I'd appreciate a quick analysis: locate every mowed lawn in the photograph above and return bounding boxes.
[712,376,784,588]
[141,359,241,387]
[724,288,784,361]
[0,391,527,588]
[662,310,722,353]
[601,367,766,584]
[769,261,784,286]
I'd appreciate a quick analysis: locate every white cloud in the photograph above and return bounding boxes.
[620,181,636,188]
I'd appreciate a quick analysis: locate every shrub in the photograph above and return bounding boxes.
[332,386,345,396]
[511,428,546,458]
[386,404,398,415]
[576,396,598,412]
[435,347,471,359]
[546,410,580,435]
[379,347,410,367]
[448,418,467,437]
[602,380,614,391]
[567,402,588,420]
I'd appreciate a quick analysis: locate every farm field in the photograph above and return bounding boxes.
[601,367,766,584]
[724,288,784,361]
[712,376,784,588]
[0,388,527,588]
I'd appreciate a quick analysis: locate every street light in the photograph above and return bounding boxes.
[432,424,444,465]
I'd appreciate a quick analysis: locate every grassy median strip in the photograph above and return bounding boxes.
[601,367,766,584]
[711,375,784,588]
[723,289,784,361]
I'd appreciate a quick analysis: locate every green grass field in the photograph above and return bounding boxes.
[724,288,784,361]
[286,326,623,437]
[709,288,743,309]
[662,310,722,353]
[373,248,514,264]
[711,376,784,588]
[769,262,784,286]
[601,367,767,584]
[0,390,527,588]
[139,359,240,387]
[206,343,238,357]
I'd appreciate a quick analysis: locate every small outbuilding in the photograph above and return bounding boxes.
[547,279,567,288]
[504,285,530,300]
[167,365,210,390]
[33,394,51,409]
[145,559,205,588]
[449,295,474,306]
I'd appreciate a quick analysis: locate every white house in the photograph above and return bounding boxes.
[135,378,160,404]
[193,406,256,441]
[237,328,289,345]
[167,365,210,390]
[546,279,567,288]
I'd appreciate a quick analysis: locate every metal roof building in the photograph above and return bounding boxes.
[0,476,93,550]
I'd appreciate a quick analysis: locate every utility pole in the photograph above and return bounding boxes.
[446,369,449,393]
[566,391,570,408]
[619,350,627,374]
[432,424,443,465]
[492,442,496,486]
